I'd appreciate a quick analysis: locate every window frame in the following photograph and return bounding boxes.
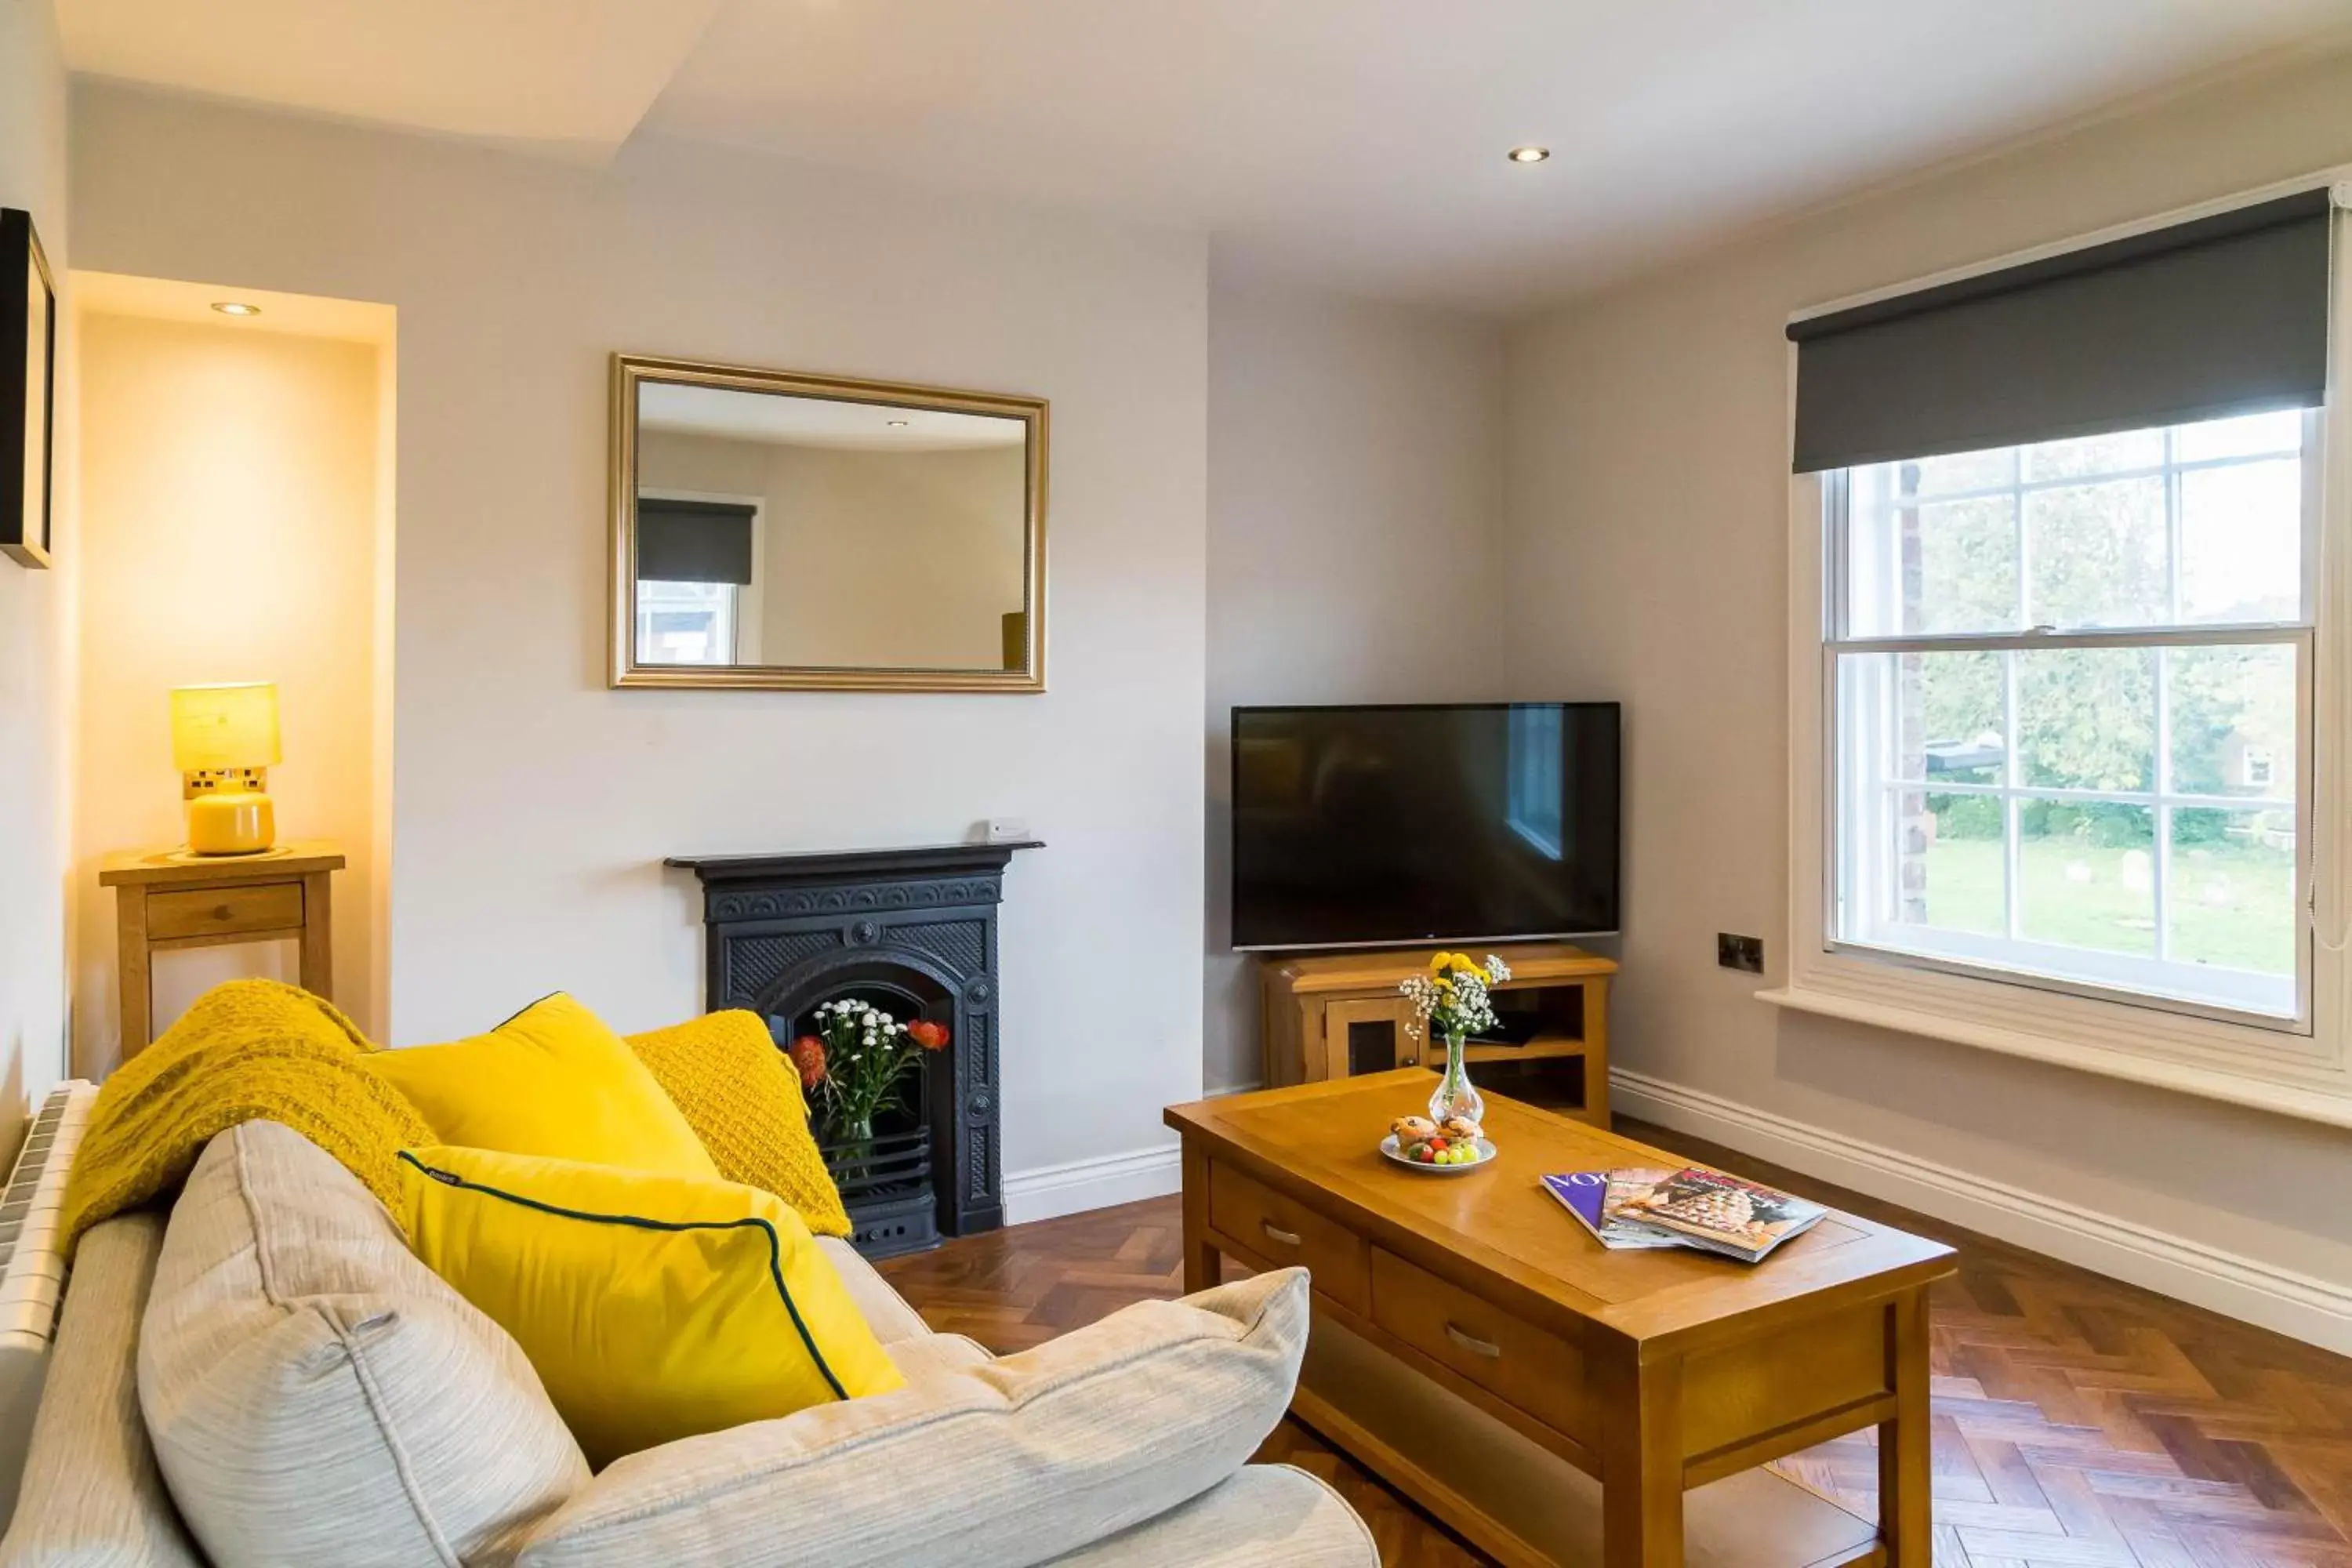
[1769,194,2352,1130]
[1820,416,2318,1034]
[633,485,766,667]
[633,577,743,666]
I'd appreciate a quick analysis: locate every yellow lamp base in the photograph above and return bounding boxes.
[187,791,277,856]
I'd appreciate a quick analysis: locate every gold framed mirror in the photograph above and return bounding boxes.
[609,354,1047,691]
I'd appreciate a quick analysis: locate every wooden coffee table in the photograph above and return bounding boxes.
[1165,1073,1956,1568]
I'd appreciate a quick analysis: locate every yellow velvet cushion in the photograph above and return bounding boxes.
[396,1144,903,1468]
[626,1010,851,1239]
[368,994,717,1179]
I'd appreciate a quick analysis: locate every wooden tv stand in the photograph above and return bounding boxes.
[1258,942,1616,1125]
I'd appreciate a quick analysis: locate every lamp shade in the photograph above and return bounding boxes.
[170,682,281,771]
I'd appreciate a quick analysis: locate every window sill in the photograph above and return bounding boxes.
[1758,982,2352,1131]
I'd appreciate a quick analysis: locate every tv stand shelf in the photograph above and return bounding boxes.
[1256,942,1616,1126]
[1465,1032,1587,1065]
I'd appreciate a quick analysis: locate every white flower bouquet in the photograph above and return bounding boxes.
[787,997,952,1144]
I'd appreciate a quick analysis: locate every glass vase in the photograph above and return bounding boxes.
[830,1112,877,1181]
[1427,1032,1485,1127]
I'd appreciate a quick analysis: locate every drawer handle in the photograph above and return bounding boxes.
[1261,1221,1303,1248]
[212,905,232,921]
[1444,1323,1502,1359]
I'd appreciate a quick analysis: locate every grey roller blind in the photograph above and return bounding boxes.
[1788,188,2332,474]
[636,497,754,585]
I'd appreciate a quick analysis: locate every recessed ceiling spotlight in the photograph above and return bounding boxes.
[210,301,262,317]
[886,419,909,427]
[1506,146,1551,165]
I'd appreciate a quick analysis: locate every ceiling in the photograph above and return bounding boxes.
[59,0,2352,312]
[640,382,1025,452]
[74,271,396,346]
[58,0,724,161]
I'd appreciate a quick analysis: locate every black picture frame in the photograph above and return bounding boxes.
[2,207,55,569]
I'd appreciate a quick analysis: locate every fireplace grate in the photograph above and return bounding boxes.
[819,1127,938,1259]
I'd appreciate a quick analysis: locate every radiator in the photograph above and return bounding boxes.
[0,1080,96,1530]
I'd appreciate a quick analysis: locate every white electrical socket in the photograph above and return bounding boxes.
[985,817,1031,844]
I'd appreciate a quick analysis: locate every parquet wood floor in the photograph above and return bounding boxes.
[878,1119,2352,1567]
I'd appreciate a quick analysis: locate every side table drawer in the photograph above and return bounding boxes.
[1369,1247,1591,1443]
[147,883,306,941]
[1207,1161,1367,1313]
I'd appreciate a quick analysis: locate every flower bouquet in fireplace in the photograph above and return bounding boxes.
[787,1000,951,1159]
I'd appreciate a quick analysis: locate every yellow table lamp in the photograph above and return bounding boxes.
[171,682,281,855]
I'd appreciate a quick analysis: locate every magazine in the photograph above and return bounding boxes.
[1544,1166,1828,1262]
[1539,1171,1682,1250]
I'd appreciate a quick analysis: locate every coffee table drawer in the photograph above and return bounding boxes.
[1370,1247,1591,1443]
[1207,1161,1367,1312]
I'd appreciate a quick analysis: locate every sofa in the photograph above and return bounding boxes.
[0,1121,1375,1566]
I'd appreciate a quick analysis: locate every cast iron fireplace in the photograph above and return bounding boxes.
[667,842,1040,1258]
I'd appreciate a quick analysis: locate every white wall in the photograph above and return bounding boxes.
[1204,276,1505,1092]
[1504,48,2352,1344]
[72,312,385,1072]
[72,85,1209,1200]
[0,0,73,1148]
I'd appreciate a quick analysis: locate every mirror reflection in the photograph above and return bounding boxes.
[612,359,1045,691]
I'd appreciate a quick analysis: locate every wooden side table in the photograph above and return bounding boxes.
[99,839,346,1054]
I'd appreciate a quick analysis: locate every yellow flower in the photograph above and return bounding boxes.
[1430,950,1486,984]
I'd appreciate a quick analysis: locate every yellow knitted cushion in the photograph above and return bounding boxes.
[368,994,717,1179]
[626,1010,851,1239]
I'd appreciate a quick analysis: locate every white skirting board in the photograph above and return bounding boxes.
[1611,1067,2352,1356]
[1001,1145,1183,1225]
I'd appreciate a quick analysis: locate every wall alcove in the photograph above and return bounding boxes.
[70,274,396,1071]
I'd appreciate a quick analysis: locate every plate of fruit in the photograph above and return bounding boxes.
[1381,1116,1494,1173]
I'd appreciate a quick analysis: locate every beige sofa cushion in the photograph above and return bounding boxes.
[1044,1465,1376,1566]
[815,1236,931,1344]
[884,1331,993,1384]
[516,1267,1312,1568]
[139,1122,590,1568]
[0,1213,201,1568]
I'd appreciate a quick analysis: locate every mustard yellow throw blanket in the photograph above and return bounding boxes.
[64,979,432,1254]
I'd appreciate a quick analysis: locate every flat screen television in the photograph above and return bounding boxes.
[1230,702,1621,950]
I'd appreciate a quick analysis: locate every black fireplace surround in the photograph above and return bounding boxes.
[667,842,1040,1258]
